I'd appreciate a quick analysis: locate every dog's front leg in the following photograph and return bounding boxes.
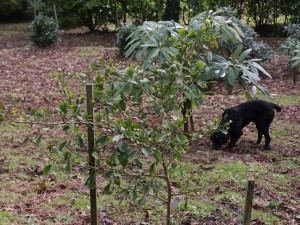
[227,131,243,149]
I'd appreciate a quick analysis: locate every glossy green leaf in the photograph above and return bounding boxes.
[118,141,129,152]
[43,164,52,175]
[59,140,67,151]
[176,134,189,143]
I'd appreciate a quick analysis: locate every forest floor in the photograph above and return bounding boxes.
[0,23,299,225]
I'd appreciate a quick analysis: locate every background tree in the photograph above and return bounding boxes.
[163,0,181,22]
[0,0,30,21]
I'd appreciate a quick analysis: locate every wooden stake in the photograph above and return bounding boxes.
[243,178,255,225]
[86,84,98,225]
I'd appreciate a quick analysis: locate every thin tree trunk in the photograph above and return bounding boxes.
[53,3,58,27]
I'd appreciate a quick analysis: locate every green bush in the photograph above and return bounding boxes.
[218,7,273,63]
[116,24,138,56]
[280,24,300,69]
[30,15,60,48]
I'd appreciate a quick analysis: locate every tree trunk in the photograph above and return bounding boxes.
[163,0,180,22]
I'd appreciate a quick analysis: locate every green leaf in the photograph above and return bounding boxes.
[118,152,129,168]
[77,135,85,148]
[104,170,114,179]
[118,141,129,153]
[65,159,71,173]
[257,85,270,96]
[130,189,138,200]
[95,113,101,122]
[128,150,137,161]
[96,136,109,145]
[176,134,189,143]
[155,133,167,142]
[239,49,252,61]
[134,159,143,168]
[147,48,160,61]
[63,125,70,132]
[251,62,271,78]
[153,149,163,162]
[232,45,243,62]
[34,134,43,146]
[114,177,121,186]
[141,148,151,157]
[227,67,236,86]
[150,163,156,175]
[58,101,68,115]
[125,40,141,58]
[291,59,300,68]
[85,174,97,189]
[63,152,71,161]
[142,184,149,195]
[207,52,212,63]
[22,137,29,145]
[59,140,67,151]
[103,183,111,194]
[125,65,136,77]
[140,43,159,47]
[43,164,52,175]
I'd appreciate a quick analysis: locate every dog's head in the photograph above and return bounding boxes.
[210,131,229,150]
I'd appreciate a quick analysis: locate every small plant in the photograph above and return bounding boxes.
[30,15,60,48]
[116,24,138,56]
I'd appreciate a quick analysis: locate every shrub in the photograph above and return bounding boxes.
[280,24,300,68]
[30,15,60,48]
[116,24,138,56]
[218,7,273,63]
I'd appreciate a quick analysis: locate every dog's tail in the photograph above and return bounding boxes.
[271,103,281,112]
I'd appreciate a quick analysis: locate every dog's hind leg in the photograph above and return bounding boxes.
[262,127,271,150]
[255,124,263,144]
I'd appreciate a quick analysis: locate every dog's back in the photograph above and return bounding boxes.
[222,100,281,129]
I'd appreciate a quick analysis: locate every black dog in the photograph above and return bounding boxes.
[210,100,281,150]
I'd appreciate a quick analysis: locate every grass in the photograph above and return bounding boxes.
[0,23,30,36]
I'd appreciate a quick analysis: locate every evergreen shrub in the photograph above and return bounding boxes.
[31,15,60,48]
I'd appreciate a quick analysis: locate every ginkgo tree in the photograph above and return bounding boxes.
[125,9,271,132]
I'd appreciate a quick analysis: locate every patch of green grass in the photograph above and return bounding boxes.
[272,121,300,147]
[205,161,264,186]
[44,212,74,223]
[78,47,99,57]
[0,211,17,225]
[0,124,27,132]
[0,23,30,36]
[75,193,90,210]
[258,94,300,105]
[214,191,244,205]
[182,201,217,218]
[252,210,281,224]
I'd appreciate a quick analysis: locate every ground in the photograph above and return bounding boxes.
[0,23,299,225]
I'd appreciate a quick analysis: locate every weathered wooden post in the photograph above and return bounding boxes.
[243,178,255,225]
[86,84,98,225]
